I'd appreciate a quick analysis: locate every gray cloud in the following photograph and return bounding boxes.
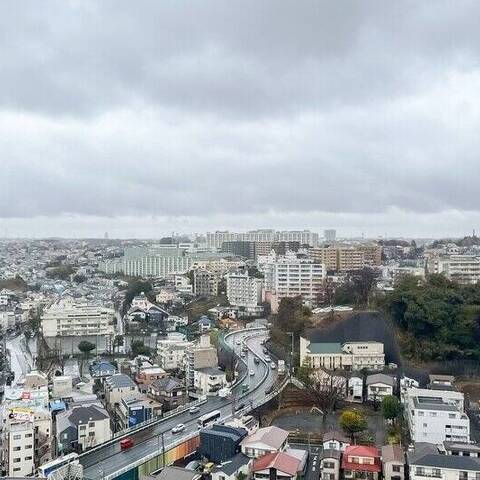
[1,0,480,235]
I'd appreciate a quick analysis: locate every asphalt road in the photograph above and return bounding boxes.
[289,443,321,480]
[81,328,277,480]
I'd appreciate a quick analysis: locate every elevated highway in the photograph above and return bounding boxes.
[79,327,279,480]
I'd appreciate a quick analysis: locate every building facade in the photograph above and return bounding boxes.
[41,299,115,337]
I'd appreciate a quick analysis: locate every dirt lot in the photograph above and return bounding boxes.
[270,403,387,445]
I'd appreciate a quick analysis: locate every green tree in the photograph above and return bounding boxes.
[340,408,368,442]
[78,340,95,356]
[381,395,402,423]
[131,340,151,357]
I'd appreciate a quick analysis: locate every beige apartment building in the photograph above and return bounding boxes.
[300,338,385,371]
[41,298,115,337]
[311,244,382,272]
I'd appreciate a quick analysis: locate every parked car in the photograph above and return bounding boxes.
[265,385,274,395]
[172,423,186,434]
[254,357,260,364]
[270,362,276,369]
[120,438,134,450]
[264,355,271,362]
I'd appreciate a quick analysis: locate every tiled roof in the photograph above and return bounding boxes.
[343,445,381,473]
[381,445,404,463]
[241,426,288,450]
[253,452,301,476]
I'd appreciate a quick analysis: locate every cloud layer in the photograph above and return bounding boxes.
[1,1,480,236]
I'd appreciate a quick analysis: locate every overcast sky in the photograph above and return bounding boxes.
[1,0,480,239]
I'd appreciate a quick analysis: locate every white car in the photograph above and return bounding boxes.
[189,406,200,414]
[240,352,246,358]
[270,362,276,369]
[249,370,255,376]
[172,423,185,434]
[264,355,271,362]
[235,339,241,345]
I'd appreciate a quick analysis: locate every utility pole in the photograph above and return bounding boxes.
[286,332,294,376]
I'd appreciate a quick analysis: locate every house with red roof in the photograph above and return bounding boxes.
[342,445,382,480]
[252,451,301,480]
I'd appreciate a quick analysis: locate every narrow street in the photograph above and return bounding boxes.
[5,334,34,394]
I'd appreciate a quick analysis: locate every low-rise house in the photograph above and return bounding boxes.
[322,431,350,452]
[440,441,480,457]
[90,360,117,380]
[135,366,167,390]
[408,442,480,480]
[241,426,289,458]
[252,451,302,480]
[56,404,111,453]
[117,396,162,429]
[199,424,247,463]
[197,315,212,332]
[149,377,186,411]
[211,453,251,480]
[366,374,395,401]
[382,445,405,480]
[320,449,341,480]
[154,466,201,480]
[104,374,138,411]
[429,374,455,391]
[194,367,227,395]
[347,376,364,402]
[342,445,382,480]
[158,341,189,371]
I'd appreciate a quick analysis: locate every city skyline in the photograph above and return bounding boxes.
[1,1,480,238]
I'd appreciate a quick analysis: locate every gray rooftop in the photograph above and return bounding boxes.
[68,405,109,424]
[196,367,225,376]
[413,396,458,412]
[308,342,342,354]
[409,450,480,471]
[213,453,250,476]
[366,374,395,387]
[105,373,136,389]
[156,466,200,480]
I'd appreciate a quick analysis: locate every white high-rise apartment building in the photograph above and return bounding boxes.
[260,251,326,306]
[41,298,115,337]
[206,230,319,249]
[226,271,263,308]
[405,388,469,444]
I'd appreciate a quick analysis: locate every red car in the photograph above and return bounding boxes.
[120,438,134,450]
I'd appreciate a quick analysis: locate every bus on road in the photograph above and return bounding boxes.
[197,410,221,428]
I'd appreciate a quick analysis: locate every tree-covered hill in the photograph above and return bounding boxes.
[382,274,480,361]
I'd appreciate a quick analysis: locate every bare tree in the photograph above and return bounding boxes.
[301,366,345,423]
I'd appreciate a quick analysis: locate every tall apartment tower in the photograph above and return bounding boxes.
[324,229,336,243]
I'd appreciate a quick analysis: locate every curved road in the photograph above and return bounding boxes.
[81,328,277,480]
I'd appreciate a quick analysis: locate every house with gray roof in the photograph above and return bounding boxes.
[408,443,480,480]
[382,444,405,480]
[148,377,186,411]
[366,374,395,401]
[56,404,111,453]
[104,373,139,410]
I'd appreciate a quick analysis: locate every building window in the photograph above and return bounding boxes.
[25,456,33,461]
[13,434,21,440]
[13,458,21,463]
[392,465,401,473]
[13,447,21,451]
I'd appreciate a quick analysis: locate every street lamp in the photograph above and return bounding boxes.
[286,332,294,376]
